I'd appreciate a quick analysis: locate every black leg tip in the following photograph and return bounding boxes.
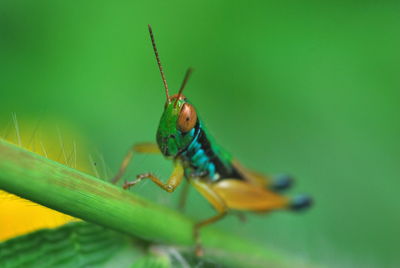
[290,195,313,211]
[270,174,294,192]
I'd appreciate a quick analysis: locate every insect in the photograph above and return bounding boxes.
[112,25,312,256]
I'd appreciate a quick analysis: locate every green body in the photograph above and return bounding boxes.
[156,98,242,182]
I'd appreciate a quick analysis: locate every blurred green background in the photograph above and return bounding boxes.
[1,1,399,267]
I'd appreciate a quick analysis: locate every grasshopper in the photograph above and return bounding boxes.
[112,25,312,256]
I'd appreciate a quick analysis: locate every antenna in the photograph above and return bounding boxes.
[148,24,170,101]
[174,68,193,107]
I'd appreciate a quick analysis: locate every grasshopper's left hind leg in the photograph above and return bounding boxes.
[191,179,228,256]
[233,160,293,192]
[112,143,159,184]
[211,179,312,212]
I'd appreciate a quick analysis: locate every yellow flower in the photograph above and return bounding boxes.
[0,116,100,241]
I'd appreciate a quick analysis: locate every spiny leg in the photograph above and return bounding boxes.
[234,163,311,210]
[112,143,159,184]
[211,179,291,211]
[191,179,228,257]
[211,179,312,213]
[123,163,184,193]
[233,160,294,192]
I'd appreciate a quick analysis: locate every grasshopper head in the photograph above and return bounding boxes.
[156,94,198,157]
[148,25,197,157]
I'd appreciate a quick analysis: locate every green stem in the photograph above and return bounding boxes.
[0,139,302,268]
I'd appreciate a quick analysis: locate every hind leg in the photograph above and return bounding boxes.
[232,160,294,192]
[190,179,228,256]
[247,171,295,192]
[211,179,312,212]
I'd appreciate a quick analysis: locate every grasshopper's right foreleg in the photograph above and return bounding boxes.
[123,163,184,193]
[111,143,159,184]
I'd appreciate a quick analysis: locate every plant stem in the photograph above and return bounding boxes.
[0,139,305,268]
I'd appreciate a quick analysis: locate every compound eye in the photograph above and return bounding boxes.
[177,103,197,133]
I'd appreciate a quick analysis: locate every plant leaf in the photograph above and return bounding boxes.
[0,222,140,268]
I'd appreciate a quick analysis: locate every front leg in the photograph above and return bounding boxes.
[112,143,160,184]
[123,162,184,193]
